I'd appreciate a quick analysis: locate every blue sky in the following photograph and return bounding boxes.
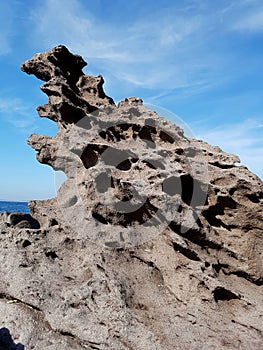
[0,0,262,201]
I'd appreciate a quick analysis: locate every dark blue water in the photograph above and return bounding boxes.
[0,201,29,213]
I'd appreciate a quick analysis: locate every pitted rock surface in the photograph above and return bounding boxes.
[0,45,262,349]
[0,212,40,229]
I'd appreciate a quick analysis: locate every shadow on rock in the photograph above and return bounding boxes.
[0,212,40,229]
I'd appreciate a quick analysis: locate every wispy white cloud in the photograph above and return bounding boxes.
[0,3,13,55]
[29,0,225,91]
[224,0,263,32]
[196,118,263,179]
[234,10,263,32]
[30,0,201,63]
[0,97,37,133]
[232,4,263,32]
[29,0,263,96]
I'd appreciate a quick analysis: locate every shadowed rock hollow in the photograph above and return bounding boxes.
[0,45,262,349]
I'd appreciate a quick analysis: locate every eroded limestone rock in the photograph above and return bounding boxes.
[0,45,262,349]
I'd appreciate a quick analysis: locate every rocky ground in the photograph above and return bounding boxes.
[0,46,262,349]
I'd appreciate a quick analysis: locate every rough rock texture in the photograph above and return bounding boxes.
[0,212,40,229]
[0,45,262,349]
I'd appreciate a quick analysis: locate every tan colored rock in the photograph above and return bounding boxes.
[0,45,262,349]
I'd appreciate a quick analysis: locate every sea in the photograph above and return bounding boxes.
[0,201,29,214]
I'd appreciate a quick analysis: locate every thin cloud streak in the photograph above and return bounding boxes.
[197,118,263,179]
[0,98,37,133]
[29,0,263,95]
[233,11,263,31]
[0,3,13,55]
[30,0,231,91]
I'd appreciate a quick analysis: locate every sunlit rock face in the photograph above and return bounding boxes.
[0,45,262,349]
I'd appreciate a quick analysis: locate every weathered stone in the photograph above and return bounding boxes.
[0,45,262,349]
[0,212,40,229]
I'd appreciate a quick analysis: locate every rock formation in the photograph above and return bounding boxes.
[0,45,262,349]
[0,212,40,229]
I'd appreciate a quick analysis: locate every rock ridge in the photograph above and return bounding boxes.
[0,45,262,349]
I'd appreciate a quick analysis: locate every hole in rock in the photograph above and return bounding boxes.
[98,123,158,146]
[175,148,184,155]
[162,174,207,207]
[116,159,132,171]
[213,287,240,302]
[212,262,229,273]
[138,125,155,143]
[245,193,261,203]
[50,218,59,226]
[45,251,58,260]
[81,147,99,169]
[22,239,32,248]
[180,174,194,206]
[172,241,200,261]
[159,130,174,143]
[92,199,158,227]
[92,210,109,225]
[202,196,238,228]
[58,102,87,124]
[99,125,125,142]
